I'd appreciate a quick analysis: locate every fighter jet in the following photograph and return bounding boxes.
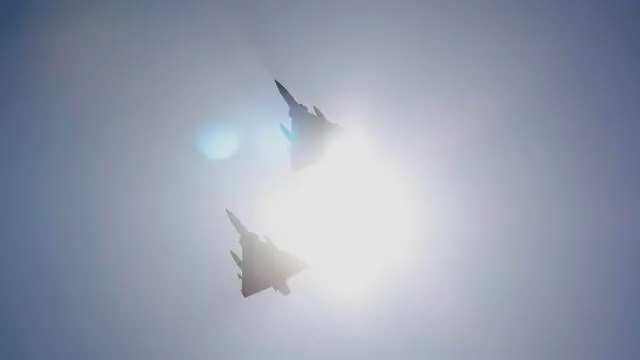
[226,208,308,297]
[275,80,343,170]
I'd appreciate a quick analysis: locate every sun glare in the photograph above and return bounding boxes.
[259,130,416,301]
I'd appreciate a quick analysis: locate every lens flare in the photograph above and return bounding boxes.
[260,131,416,301]
[196,124,239,161]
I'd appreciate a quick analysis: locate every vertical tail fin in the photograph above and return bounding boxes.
[230,251,242,269]
[313,105,327,121]
[264,236,278,250]
[280,123,295,143]
[275,282,291,296]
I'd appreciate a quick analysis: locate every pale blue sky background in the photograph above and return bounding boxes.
[1,1,639,359]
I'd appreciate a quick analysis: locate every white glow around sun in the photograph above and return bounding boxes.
[259,129,416,301]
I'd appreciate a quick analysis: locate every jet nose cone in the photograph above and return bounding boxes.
[274,79,298,108]
[225,208,239,220]
[274,80,285,95]
[274,80,287,94]
[225,208,248,236]
[224,208,235,221]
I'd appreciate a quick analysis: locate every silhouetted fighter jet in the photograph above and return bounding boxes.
[226,209,308,297]
[275,80,343,170]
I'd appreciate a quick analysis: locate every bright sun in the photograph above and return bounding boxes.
[259,130,416,301]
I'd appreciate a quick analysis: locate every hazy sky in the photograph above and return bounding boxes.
[1,1,639,359]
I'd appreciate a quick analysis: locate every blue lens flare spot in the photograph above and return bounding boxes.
[196,124,240,161]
